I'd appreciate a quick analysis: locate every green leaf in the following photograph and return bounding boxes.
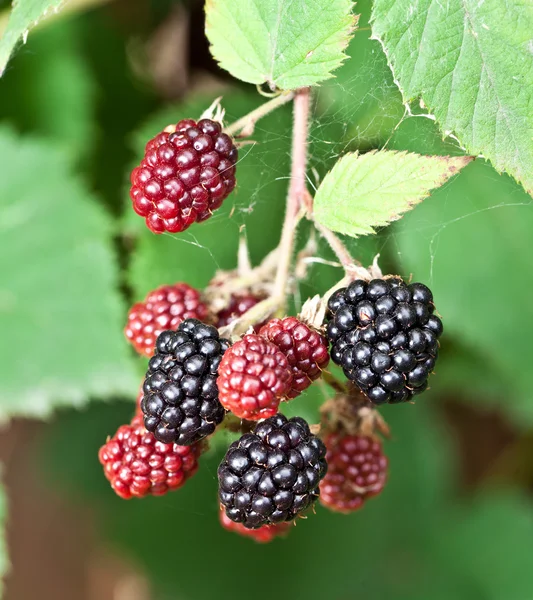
[371,0,533,196]
[205,0,356,90]
[393,158,533,424]
[313,150,471,236]
[0,0,63,75]
[0,128,137,419]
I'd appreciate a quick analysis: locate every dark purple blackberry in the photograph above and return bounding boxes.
[141,319,231,445]
[218,414,327,529]
[326,278,442,404]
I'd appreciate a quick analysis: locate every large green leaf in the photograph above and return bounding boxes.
[313,150,471,236]
[205,0,356,90]
[0,128,137,419]
[0,0,63,75]
[371,0,533,196]
[393,158,533,424]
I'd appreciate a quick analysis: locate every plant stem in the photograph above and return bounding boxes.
[272,88,311,303]
[224,91,295,137]
[313,221,357,271]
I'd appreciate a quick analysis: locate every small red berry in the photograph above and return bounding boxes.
[215,294,263,328]
[125,283,209,357]
[259,317,330,398]
[130,118,238,233]
[219,507,291,543]
[319,433,388,513]
[98,415,203,499]
[217,334,292,420]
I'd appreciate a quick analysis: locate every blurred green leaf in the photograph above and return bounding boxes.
[0,0,63,75]
[371,0,533,196]
[314,150,471,236]
[0,19,96,158]
[392,157,533,424]
[0,128,137,419]
[205,0,356,90]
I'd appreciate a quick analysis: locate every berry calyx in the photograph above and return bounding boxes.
[319,433,387,513]
[219,507,291,543]
[259,317,330,398]
[125,283,209,357]
[327,278,443,404]
[216,334,292,420]
[99,415,202,499]
[130,118,238,234]
[218,414,327,529]
[141,319,231,445]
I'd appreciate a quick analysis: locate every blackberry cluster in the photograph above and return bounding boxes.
[218,414,327,529]
[141,319,231,445]
[327,278,443,404]
[130,118,237,234]
[99,415,202,499]
[320,433,387,513]
[125,283,208,357]
[259,317,330,398]
[219,507,291,543]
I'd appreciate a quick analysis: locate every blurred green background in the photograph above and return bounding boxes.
[1,1,533,599]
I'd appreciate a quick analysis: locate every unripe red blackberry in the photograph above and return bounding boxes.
[130,118,238,234]
[215,294,263,328]
[327,278,443,404]
[125,283,209,357]
[219,506,291,543]
[319,433,387,513]
[142,319,231,445]
[218,414,327,529]
[98,415,202,499]
[259,317,330,398]
[217,334,292,420]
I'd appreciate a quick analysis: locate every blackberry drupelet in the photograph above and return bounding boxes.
[219,506,291,542]
[130,118,237,233]
[326,278,443,404]
[215,293,264,328]
[217,334,293,420]
[218,414,328,529]
[125,283,209,357]
[99,415,202,499]
[259,317,330,398]
[141,319,231,445]
[320,433,387,513]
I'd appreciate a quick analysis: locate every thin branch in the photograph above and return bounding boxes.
[272,88,311,302]
[224,91,295,137]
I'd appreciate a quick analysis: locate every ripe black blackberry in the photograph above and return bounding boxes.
[218,414,327,529]
[326,278,443,404]
[141,319,231,445]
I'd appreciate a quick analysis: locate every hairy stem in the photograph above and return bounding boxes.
[224,91,295,137]
[272,88,311,304]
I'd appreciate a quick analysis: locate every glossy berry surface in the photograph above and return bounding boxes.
[217,334,292,420]
[141,319,230,445]
[130,118,237,234]
[125,283,209,357]
[218,414,327,529]
[327,278,443,404]
[320,433,387,513]
[215,294,263,328]
[259,317,330,398]
[98,415,202,499]
[219,507,291,543]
